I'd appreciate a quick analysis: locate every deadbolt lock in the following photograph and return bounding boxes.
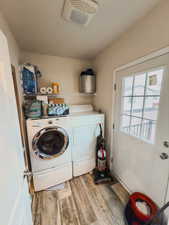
[160,152,169,160]
[163,141,169,148]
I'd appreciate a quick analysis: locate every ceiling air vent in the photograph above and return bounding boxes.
[62,0,99,26]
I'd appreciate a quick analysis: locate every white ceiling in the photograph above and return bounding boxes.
[0,0,161,59]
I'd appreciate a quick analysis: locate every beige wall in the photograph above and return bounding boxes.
[0,12,21,100]
[0,12,20,67]
[21,51,93,105]
[0,13,28,148]
[93,0,169,152]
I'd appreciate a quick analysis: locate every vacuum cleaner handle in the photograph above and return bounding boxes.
[99,123,103,137]
[144,201,169,225]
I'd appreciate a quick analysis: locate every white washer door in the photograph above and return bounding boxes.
[32,126,69,160]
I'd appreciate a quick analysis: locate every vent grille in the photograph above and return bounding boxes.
[62,0,98,26]
[70,9,89,24]
[71,0,97,14]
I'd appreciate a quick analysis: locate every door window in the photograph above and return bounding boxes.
[120,67,164,143]
[32,127,69,159]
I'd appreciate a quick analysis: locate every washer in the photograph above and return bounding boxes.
[26,117,72,191]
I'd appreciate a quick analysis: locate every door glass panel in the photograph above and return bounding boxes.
[146,69,163,95]
[130,117,142,137]
[32,127,69,159]
[141,119,156,142]
[37,130,65,155]
[121,115,130,133]
[143,97,160,121]
[120,67,164,144]
[123,76,133,96]
[122,97,132,115]
[133,73,146,96]
[132,97,144,117]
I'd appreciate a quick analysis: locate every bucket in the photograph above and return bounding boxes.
[124,193,158,225]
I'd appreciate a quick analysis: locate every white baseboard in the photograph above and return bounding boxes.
[110,169,132,194]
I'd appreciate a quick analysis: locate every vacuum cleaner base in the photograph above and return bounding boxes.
[93,169,112,184]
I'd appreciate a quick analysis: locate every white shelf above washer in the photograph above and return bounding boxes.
[24,92,96,98]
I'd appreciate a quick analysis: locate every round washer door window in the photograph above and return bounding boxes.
[32,127,69,159]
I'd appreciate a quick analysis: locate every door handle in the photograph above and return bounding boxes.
[160,153,169,160]
[163,141,169,148]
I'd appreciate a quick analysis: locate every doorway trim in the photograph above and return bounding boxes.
[110,46,169,191]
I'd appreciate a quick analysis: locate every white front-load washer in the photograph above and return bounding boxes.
[26,117,72,191]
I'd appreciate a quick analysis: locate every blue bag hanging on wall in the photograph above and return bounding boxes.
[21,65,38,94]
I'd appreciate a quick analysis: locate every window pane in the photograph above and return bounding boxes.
[123,76,133,96]
[141,119,156,143]
[130,117,142,137]
[132,97,144,117]
[133,73,146,96]
[121,115,130,133]
[146,69,163,95]
[143,96,160,121]
[122,97,132,115]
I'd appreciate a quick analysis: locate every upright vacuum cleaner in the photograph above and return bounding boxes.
[94,124,112,184]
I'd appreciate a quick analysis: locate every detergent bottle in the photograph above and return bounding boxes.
[52,82,60,94]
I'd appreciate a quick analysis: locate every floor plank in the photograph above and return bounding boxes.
[60,196,81,225]
[40,191,61,225]
[98,184,125,225]
[81,174,117,225]
[70,176,97,225]
[32,174,126,225]
[111,183,129,206]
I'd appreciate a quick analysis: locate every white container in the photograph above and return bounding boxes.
[40,87,47,94]
[46,87,53,94]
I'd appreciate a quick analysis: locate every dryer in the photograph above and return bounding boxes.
[26,117,72,191]
[69,105,105,177]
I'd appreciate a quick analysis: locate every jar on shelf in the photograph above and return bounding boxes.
[52,82,60,94]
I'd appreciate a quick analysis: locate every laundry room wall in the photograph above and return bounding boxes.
[0,12,20,69]
[0,12,22,103]
[21,51,93,105]
[0,12,26,144]
[93,0,169,153]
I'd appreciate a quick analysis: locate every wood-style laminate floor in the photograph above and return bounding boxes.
[32,174,127,225]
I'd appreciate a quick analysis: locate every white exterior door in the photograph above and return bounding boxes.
[0,30,33,225]
[113,53,169,207]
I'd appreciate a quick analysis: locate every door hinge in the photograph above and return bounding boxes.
[113,123,115,129]
[23,170,33,178]
[111,157,114,163]
[114,84,116,91]
[23,170,43,178]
